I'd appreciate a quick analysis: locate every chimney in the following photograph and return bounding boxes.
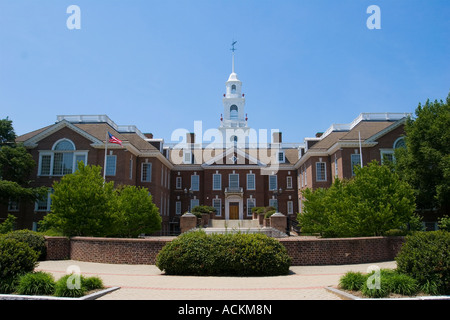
[187,132,195,144]
[315,132,323,138]
[272,132,282,143]
[144,133,153,139]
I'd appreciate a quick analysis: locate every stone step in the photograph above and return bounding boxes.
[209,219,260,229]
[193,226,288,238]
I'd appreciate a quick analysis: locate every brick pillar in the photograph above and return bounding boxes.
[180,213,197,233]
[270,213,287,233]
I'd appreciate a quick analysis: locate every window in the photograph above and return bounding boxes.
[175,201,182,215]
[230,105,238,120]
[351,154,361,176]
[334,155,338,177]
[394,137,406,149]
[129,159,133,180]
[183,150,192,164]
[176,176,182,189]
[247,174,255,190]
[287,201,293,215]
[269,199,278,211]
[105,155,116,176]
[35,189,52,212]
[38,139,88,176]
[381,150,395,164]
[278,152,285,163]
[229,174,239,189]
[247,198,256,216]
[269,175,277,191]
[190,199,199,211]
[142,163,152,182]
[286,176,293,189]
[316,162,326,181]
[212,198,222,216]
[213,174,222,190]
[231,84,236,93]
[8,200,19,212]
[191,175,199,191]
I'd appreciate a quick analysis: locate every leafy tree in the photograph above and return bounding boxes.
[39,163,161,237]
[40,163,116,237]
[0,118,47,207]
[111,185,161,237]
[395,92,450,214]
[298,161,416,237]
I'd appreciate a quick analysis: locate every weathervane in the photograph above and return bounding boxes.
[231,40,237,53]
[231,40,237,73]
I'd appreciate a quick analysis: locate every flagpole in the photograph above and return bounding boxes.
[103,131,108,181]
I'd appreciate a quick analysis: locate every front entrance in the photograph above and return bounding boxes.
[229,202,239,220]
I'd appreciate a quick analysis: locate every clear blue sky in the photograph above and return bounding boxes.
[1,0,449,143]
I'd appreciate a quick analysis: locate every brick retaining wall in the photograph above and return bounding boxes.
[45,236,404,266]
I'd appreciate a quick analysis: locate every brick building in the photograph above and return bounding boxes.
[1,56,418,234]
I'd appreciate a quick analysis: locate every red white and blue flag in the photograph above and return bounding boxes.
[108,132,123,146]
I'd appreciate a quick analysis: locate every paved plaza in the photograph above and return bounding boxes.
[36,260,397,300]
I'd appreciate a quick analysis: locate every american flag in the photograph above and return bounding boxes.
[108,132,123,146]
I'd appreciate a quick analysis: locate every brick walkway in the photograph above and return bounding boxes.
[36,260,397,300]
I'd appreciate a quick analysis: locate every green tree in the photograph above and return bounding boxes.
[395,92,450,214]
[298,161,416,237]
[0,118,47,207]
[40,163,116,237]
[111,185,161,237]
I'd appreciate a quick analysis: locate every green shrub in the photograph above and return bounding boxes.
[0,214,17,234]
[339,272,366,291]
[0,238,38,280]
[156,231,291,276]
[395,231,450,295]
[438,215,450,232]
[82,276,104,291]
[0,276,19,294]
[16,271,55,296]
[1,230,47,260]
[54,274,86,298]
[384,273,419,296]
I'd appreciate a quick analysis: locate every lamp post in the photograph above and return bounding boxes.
[184,187,194,212]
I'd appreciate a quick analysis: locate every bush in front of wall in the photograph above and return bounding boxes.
[1,229,47,261]
[156,230,291,276]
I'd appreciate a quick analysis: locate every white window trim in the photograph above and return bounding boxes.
[38,150,88,176]
[380,149,395,164]
[287,200,294,215]
[212,198,222,216]
[316,162,327,182]
[175,201,182,215]
[351,154,361,176]
[229,173,239,189]
[183,150,192,164]
[35,189,52,212]
[246,173,255,190]
[191,174,199,191]
[176,176,182,189]
[141,162,152,182]
[247,198,256,216]
[286,176,293,189]
[105,155,117,176]
[269,175,277,191]
[213,174,222,191]
[278,151,285,163]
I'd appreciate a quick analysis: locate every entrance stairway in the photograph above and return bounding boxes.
[193,219,288,238]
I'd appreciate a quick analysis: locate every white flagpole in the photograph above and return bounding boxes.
[103,131,108,181]
[359,131,363,167]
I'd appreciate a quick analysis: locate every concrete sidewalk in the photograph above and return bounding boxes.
[36,260,397,300]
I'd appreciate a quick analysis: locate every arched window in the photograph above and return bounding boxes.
[231,85,236,93]
[230,105,238,120]
[394,137,406,149]
[39,139,87,176]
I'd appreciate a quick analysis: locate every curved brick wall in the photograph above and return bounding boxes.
[45,236,404,266]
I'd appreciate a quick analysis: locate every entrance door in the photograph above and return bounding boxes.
[229,202,239,220]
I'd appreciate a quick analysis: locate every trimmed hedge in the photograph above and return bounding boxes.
[156,231,291,276]
[0,238,38,280]
[1,230,47,261]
